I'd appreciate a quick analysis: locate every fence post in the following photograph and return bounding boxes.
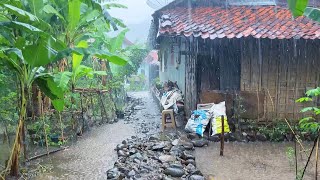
[220,115,224,156]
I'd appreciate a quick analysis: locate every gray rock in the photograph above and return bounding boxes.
[182,159,196,166]
[117,150,128,157]
[192,139,209,147]
[172,139,180,146]
[127,170,136,177]
[181,151,195,160]
[116,144,127,150]
[129,148,138,155]
[159,155,176,163]
[228,133,237,142]
[182,142,194,150]
[186,164,196,172]
[133,158,141,164]
[162,176,174,180]
[149,135,159,141]
[169,145,185,156]
[208,135,220,142]
[106,168,120,179]
[163,144,172,151]
[256,133,268,142]
[187,133,200,140]
[189,175,205,180]
[152,143,166,151]
[130,152,143,160]
[164,167,185,177]
[169,164,184,169]
[122,140,128,145]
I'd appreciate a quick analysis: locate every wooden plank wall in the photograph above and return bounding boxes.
[184,37,198,117]
[240,38,320,121]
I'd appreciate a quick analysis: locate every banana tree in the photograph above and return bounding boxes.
[0,2,67,176]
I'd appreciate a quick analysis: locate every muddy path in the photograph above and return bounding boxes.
[32,91,161,179]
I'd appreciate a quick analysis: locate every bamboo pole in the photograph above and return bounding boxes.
[295,138,298,178]
[58,112,64,142]
[301,134,319,179]
[220,115,224,156]
[284,119,308,157]
[315,136,319,180]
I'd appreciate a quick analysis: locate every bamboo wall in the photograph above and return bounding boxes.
[158,36,320,121]
[240,38,320,120]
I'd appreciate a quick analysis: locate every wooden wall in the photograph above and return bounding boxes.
[158,35,320,121]
[240,38,320,120]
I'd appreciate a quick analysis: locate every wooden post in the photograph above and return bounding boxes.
[220,115,224,156]
[315,136,319,180]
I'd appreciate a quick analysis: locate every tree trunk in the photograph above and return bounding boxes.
[8,83,27,177]
[101,60,107,86]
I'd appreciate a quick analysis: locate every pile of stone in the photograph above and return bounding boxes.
[106,134,208,180]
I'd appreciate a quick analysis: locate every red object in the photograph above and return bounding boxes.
[144,50,160,65]
[158,6,320,39]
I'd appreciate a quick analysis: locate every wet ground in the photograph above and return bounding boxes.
[195,142,296,180]
[29,91,314,179]
[33,91,161,179]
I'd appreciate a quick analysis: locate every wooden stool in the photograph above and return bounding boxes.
[161,109,176,130]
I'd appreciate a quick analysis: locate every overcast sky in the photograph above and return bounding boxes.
[108,0,154,25]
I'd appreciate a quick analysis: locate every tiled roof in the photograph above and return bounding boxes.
[158,6,320,39]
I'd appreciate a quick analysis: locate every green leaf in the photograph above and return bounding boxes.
[288,0,309,17]
[99,55,127,66]
[27,0,44,16]
[23,40,53,67]
[108,29,129,53]
[104,3,127,9]
[72,40,88,70]
[54,71,72,91]
[296,97,313,102]
[35,77,59,100]
[79,9,100,26]
[12,21,42,32]
[304,7,320,23]
[15,37,26,49]
[2,3,39,22]
[4,48,24,61]
[73,65,93,81]
[306,87,320,97]
[43,4,66,22]
[299,117,314,124]
[68,0,81,31]
[93,71,107,76]
[52,99,64,111]
[301,107,314,113]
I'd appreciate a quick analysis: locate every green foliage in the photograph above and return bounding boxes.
[258,121,290,142]
[296,87,320,134]
[288,0,320,24]
[112,45,148,80]
[286,146,295,166]
[288,0,309,17]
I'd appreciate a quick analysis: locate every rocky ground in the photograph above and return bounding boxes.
[107,92,209,180]
[32,91,313,180]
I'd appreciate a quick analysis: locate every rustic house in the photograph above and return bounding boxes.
[149,0,320,121]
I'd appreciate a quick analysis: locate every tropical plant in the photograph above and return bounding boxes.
[0,0,128,177]
[296,88,320,134]
[288,0,320,23]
